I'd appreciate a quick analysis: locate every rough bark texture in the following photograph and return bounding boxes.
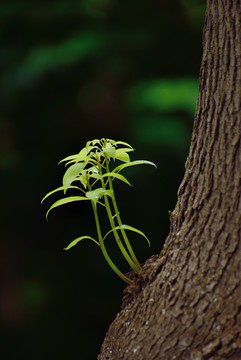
[98,1,241,359]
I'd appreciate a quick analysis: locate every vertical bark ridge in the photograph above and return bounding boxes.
[99,1,241,359]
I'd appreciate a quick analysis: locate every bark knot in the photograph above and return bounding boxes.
[121,254,163,309]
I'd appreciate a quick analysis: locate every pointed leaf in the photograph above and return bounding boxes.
[64,235,100,250]
[81,152,96,162]
[112,160,157,173]
[58,154,80,164]
[78,145,97,158]
[102,146,116,158]
[63,163,86,187]
[75,174,88,188]
[103,224,151,247]
[88,172,102,181]
[115,141,134,149]
[116,147,134,153]
[60,155,95,167]
[87,165,99,173]
[88,139,102,146]
[105,139,115,146]
[41,185,82,203]
[87,166,101,182]
[114,148,134,162]
[46,196,90,219]
[86,188,113,205]
[102,172,131,186]
[85,143,99,152]
[60,146,97,165]
[86,187,104,201]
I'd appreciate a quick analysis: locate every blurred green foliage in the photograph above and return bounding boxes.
[19,32,108,77]
[127,78,198,115]
[1,0,206,359]
[131,116,189,148]
[127,78,198,149]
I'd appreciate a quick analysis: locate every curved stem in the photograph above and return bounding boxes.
[98,165,140,272]
[91,201,132,284]
[105,159,141,271]
[104,190,140,272]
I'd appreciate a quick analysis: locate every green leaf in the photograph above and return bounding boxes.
[88,171,101,178]
[18,32,107,79]
[64,236,100,250]
[114,141,134,149]
[86,139,101,147]
[103,224,150,247]
[85,165,101,183]
[46,196,90,219]
[102,147,133,162]
[85,145,96,156]
[64,158,97,168]
[88,173,102,183]
[86,187,104,201]
[62,163,86,192]
[77,176,88,188]
[59,154,80,164]
[126,78,199,116]
[104,140,114,147]
[114,148,130,162]
[77,145,98,158]
[87,165,99,173]
[41,185,82,203]
[102,146,116,158]
[112,160,157,173]
[102,172,131,186]
[59,146,97,165]
[86,187,113,205]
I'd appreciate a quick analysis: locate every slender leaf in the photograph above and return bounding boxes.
[62,162,86,188]
[88,173,102,181]
[114,148,130,162]
[41,185,82,203]
[74,173,89,188]
[102,146,116,158]
[112,160,157,173]
[86,139,101,147]
[116,147,134,153]
[46,196,90,219]
[86,187,113,205]
[64,235,100,250]
[87,165,99,173]
[65,157,97,167]
[77,145,98,158]
[103,224,151,247]
[102,172,131,186]
[102,147,133,162]
[59,146,97,164]
[114,141,134,149]
[58,154,80,164]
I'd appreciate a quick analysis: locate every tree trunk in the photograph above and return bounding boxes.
[98,1,241,359]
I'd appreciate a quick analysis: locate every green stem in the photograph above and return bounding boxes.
[88,180,132,284]
[98,163,139,272]
[103,190,140,272]
[105,159,142,271]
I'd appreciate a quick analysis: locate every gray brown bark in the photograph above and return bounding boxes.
[98,1,241,359]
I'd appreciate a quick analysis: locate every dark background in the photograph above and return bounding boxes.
[1,1,205,359]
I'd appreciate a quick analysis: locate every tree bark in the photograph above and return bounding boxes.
[98,1,241,359]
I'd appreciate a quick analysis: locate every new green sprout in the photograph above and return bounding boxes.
[42,138,156,284]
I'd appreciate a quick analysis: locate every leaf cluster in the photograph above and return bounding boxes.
[42,138,155,216]
[42,138,156,283]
